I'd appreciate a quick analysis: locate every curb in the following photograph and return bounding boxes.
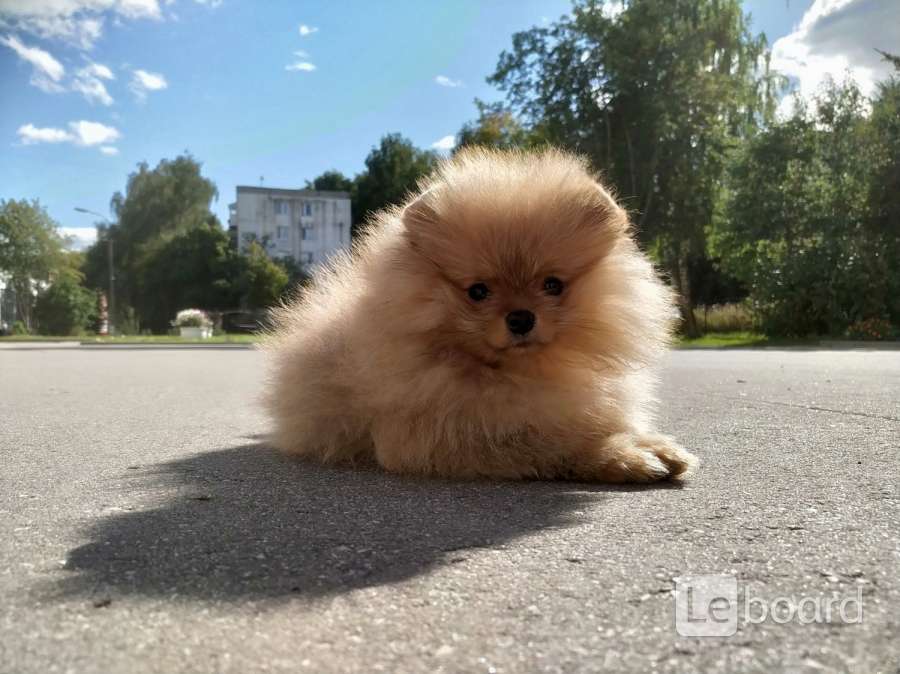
[78,342,256,349]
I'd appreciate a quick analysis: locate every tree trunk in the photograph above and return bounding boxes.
[604,106,612,170]
[13,278,32,332]
[671,252,700,338]
[637,147,659,233]
[624,125,638,198]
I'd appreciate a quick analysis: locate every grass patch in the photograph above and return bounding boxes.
[4,332,838,349]
[1,334,261,344]
[676,331,771,348]
[693,303,755,333]
[82,334,261,344]
[0,335,84,342]
[677,332,825,348]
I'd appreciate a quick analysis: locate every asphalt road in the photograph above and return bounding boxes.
[1,344,898,674]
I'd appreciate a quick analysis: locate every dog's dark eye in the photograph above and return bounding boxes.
[543,276,564,296]
[467,283,490,302]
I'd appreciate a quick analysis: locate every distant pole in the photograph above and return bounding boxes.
[75,206,116,335]
[108,234,115,335]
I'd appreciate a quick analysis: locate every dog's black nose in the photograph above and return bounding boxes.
[506,309,535,335]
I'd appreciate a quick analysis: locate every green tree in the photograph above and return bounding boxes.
[305,170,354,193]
[455,100,538,153]
[83,154,219,329]
[0,199,69,331]
[136,218,241,332]
[488,0,779,335]
[867,54,900,324]
[273,255,311,293]
[236,241,289,309]
[715,79,894,335]
[353,133,439,236]
[34,276,97,336]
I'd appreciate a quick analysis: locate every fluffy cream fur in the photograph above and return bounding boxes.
[265,148,698,482]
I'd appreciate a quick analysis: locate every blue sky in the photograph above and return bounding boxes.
[2,0,896,248]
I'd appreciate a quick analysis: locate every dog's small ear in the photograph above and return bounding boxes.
[588,181,629,236]
[402,188,439,231]
[401,188,443,255]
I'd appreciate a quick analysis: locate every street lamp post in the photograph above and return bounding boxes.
[75,207,116,335]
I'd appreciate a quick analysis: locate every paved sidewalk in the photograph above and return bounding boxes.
[1,347,897,673]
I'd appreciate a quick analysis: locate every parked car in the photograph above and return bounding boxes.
[220,310,266,334]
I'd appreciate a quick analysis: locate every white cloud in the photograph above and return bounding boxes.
[99,145,118,155]
[72,61,114,104]
[111,0,160,20]
[193,0,222,7]
[32,74,67,93]
[82,61,113,79]
[129,67,167,99]
[58,226,98,251]
[1,34,122,103]
[293,49,308,57]
[0,34,65,91]
[133,68,166,89]
[0,14,105,50]
[431,134,456,151]
[1,33,118,102]
[0,1,163,49]
[298,23,317,36]
[771,0,900,117]
[434,75,462,88]
[69,119,120,145]
[16,120,121,149]
[71,74,113,104]
[17,123,71,144]
[286,60,315,72]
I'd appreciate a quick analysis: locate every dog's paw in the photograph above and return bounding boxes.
[583,432,699,483]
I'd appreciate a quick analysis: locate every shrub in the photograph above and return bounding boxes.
[34,277,97,336]
[693,303,755,334]
[172,308,212,328]
[116,306,141,336]
[846,318,895,341]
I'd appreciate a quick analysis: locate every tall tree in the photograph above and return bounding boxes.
[236,241,289,309]
[0,199,69,330]
[489,0,779,334]
[714,79,897,335]
[305,170,354,193]
[353,133,438,236]
[455,100,538,153]
[136,217,241,332]
[83,154,219,329]
[867,53,900,319]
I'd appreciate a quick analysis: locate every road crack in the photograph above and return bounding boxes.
[727,397,900,423]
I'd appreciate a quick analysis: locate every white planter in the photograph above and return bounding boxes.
[179,326,212,339]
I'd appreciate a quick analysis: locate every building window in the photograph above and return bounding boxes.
[274,199,288,215]
[338,222,344,243]
[301,225,316,241]
[303,202,312,216]
[276,225,288,240]
[301,252,313,264]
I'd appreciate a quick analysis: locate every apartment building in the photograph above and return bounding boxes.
[229,186,352,268]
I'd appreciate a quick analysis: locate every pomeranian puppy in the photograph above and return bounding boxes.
[266,148,697,483]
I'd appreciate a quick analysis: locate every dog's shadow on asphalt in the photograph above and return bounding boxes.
[56,443,664,603]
